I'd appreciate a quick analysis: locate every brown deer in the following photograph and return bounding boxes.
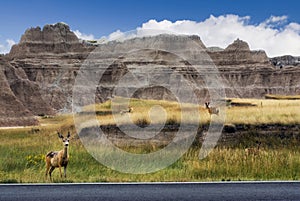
[245,141,261,156]
[120,106,133,115]
[45,132,70,180]
[205,102,219,115]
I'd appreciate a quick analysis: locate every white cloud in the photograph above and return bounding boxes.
[73,30,95,41]
[286,22,300,33]
[265,15,288,24]
[108,30,126,40]
[0,39,16,54]
[260,15,288,29]
[107,14,300,57]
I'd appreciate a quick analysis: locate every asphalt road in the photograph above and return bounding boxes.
[0,182,299,201]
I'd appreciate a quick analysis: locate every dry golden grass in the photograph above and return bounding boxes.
[225,98,300,124]
[82,97,209,127]
[2,96,297,131]
[80,97,300,126]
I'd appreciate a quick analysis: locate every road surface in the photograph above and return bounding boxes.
[0,182,299,201]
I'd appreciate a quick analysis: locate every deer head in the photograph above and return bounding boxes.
[58,131,70,147]
[205,102,219,115]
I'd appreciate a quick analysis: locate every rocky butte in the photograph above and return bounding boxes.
[1,22,299,126]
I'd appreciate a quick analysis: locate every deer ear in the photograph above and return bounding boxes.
[58,132,64,139]
[67,131,70,138]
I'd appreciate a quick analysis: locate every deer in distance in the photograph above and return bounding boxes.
[45,131,70,180]
[120,106,133,115]
[245,141,262,156]
[205,102,219,115]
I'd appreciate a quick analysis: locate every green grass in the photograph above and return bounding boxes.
[0,97,299,183]
[0,128,299,183]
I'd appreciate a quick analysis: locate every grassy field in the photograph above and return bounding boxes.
[0,98,299,183]
[82,97,300,126]
[226,98,300,124]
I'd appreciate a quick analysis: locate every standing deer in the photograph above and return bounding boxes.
[205,102,219,115]
[45,132,70,180]
[120,106,133,115]
[245,141,261,156]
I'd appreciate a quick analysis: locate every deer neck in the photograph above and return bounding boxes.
[63,146,68,159]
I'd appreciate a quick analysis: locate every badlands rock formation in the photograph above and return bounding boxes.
[8,23,93,111]
[206,39,298,98]
[0,56,49,126]
[270,55,300,67]
[1,22,300,126]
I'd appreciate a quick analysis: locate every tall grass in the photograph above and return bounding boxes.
[82,97,300,126]
[0,128,299,183]
[82,97,207,127]
[226,98,300,124]
[0,97,299,183]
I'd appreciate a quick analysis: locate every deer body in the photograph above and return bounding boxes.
[45,132,70,180]
[120,106,133,115]
[205,102,219,115]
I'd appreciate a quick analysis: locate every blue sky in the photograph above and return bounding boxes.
[1,0,300,56]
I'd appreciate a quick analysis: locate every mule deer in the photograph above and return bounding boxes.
[120,106,133,115]
[245,141,261,156]
[205,102,219,115]
[45,132,70,180]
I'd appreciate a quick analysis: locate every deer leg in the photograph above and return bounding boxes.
[45,163,50,177]
[64,166,67,178]
[58,165,62,178]
[49,166,55,180]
